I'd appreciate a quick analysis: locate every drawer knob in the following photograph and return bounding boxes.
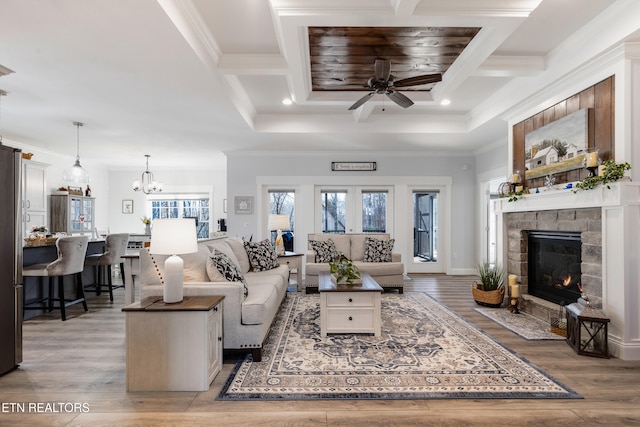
[348,298,353,303]
[348,316,353,321]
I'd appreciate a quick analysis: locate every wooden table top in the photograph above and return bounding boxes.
[122,295,224,312]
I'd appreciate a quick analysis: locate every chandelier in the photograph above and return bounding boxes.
[133,154,163,194]
[62,121,90,184]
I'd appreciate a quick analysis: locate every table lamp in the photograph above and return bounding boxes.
[149,218,198,303]
[267,214,290,255]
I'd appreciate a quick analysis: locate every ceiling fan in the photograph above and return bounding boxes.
[348,59,442,110]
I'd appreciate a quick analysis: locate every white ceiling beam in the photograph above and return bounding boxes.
[218,54,290,75]
[391,0,420,16]
[475,55,545,77]
[351,103,375,122]
[157,0,222,70]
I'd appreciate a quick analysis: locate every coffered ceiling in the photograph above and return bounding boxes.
[0,0,633,169]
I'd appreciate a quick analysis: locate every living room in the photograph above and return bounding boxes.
[2,0,640,424]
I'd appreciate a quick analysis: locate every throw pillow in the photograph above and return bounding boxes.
[309,239,340,263]
[363,237,395,262]
[243,239,279,272]
[209,251,248,299]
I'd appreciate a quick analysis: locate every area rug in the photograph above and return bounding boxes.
[217,292,580,400]
[475,307,565,341]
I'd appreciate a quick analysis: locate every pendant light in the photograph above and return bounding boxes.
[62,121,90,184]
[132,154,163,194]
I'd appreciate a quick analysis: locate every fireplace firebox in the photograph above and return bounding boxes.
[528,231,582,305]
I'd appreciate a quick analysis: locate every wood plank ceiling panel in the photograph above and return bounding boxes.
[309,27,481,91]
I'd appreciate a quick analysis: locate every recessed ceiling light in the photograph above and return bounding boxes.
[282,98,293,105]
[440,99,451,106]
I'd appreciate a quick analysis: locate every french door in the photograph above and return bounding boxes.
[315,186,393,235]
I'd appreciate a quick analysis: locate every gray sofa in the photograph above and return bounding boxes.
[139,237,289,362]
[304,233,404,293]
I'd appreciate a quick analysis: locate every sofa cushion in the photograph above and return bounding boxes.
[202,240,241,267]
[309,239,340,263]
[244,239,279,272]
[363,237,395,262]
[352,261,404,276]
[181,244,212,282]
[225,238,251,274]
[208,251,248,299]
[350,233,389,261]
[241,283,280,325]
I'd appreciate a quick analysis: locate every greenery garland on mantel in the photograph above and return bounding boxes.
[572,160,632,192]
[504,160,632,202]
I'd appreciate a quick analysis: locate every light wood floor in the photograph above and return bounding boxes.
[2,275,640,426]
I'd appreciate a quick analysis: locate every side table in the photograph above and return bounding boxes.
[122,295,224,391]
[277,251,304,291]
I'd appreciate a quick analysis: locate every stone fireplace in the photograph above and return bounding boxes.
[493,183,640,360]
[504,208,601,320]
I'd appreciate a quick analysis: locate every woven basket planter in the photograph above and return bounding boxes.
[472,282,505,308]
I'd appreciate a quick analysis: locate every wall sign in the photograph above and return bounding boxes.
[331,162,377,171]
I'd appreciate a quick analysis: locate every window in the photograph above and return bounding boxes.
[149,195,210,238]
[316,186,393,234]
[362,191,387,233]
[321,191,346,233]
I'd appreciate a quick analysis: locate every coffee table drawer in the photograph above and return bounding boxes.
[325,292,375,307]
[325,308,375,333]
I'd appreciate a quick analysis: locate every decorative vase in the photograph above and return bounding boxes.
[145,223,151,235]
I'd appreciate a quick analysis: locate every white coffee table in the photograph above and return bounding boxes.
[318,272,383,337]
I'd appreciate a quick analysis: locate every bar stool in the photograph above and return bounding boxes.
[84,233,129,302]
[23,235,90,321]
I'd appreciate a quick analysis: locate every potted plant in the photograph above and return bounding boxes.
[472,262,505,307]
[329,254,361,285]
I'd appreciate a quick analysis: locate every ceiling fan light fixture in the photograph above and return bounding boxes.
[62,121,90,184]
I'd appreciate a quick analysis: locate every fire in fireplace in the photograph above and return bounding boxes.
[528,231,582,305]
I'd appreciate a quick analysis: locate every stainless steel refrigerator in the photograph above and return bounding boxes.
[0,143,22,375]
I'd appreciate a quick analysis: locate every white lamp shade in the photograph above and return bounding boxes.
[268,214,290,231]
[149,218,198,255]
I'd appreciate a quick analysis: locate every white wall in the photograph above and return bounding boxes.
[107,167,227,235]
[226,151,479,274]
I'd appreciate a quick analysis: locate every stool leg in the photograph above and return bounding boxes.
[77,272,88,312]
[120,262,125,285]
[48,277,54,312]
[107,265,114,302]
[93,265,101,296]
[58,277,66,321]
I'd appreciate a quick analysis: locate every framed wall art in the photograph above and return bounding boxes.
[234,196,253,214]
[122,199,134,214]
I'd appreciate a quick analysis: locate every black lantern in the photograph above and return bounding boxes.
[565,301,610,358]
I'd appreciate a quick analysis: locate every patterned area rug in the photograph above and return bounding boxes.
[217,293,580,400]
[475,307,566,340]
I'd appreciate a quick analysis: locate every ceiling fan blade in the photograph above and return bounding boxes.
[348,91,375,110]
[374,59,391,82]
[386,91,414,109]
[393,73,442,87]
